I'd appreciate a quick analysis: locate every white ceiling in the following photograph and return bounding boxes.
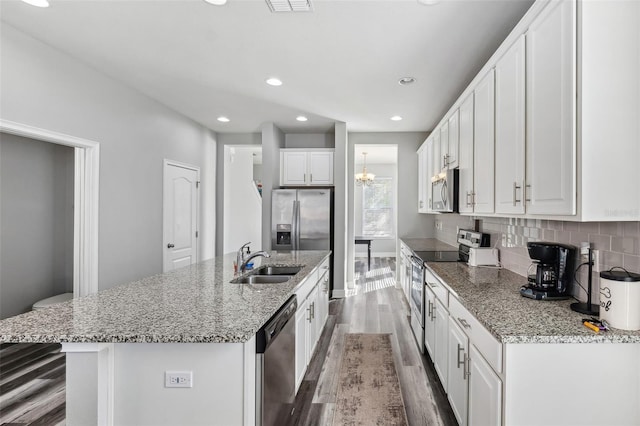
[0,0,534,134]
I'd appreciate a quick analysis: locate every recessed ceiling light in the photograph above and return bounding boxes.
[203,0,227,5]
[390,116,403,121]
[296,116,308,122]
[266,78,283,86]
[417,0,441,5]
[217,116,230,123]
[399,77,416,85]
[20,0,50,7]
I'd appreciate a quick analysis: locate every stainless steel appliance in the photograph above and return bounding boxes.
[272,189,332,251]
[457,228,490,262]
[520,242,576,300]
[409,254,425,353]
[431,169,459,213]
[256,296,297,426]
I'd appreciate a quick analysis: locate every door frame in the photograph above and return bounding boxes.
[0,119,100,297]
[162,159,200,272]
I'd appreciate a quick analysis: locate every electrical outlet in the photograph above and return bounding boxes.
[592,249,600,272]
[165,371,193,388]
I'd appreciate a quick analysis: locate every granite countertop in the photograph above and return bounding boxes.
[0,250,331,344]
[401,237,458,253]
[426,262,640,344]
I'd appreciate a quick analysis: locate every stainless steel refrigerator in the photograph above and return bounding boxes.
[271,189,333,251]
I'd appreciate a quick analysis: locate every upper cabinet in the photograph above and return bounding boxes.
[419,0,640,221]
[525,0,576,215]
[280,149,334,186]
[494,35,526,215]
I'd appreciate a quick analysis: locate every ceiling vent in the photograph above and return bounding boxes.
[265,0,313,12]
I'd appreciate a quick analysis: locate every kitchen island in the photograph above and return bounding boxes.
[0,250,331,426]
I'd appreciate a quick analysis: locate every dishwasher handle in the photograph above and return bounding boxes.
[256,295,297,354]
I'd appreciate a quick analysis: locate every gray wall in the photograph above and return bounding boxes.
[261,124,285,250]
[333,123,348,296]
[284,133,335,148]
[215,133,261,255]
[1,134,74,318]
[1,24,216,292]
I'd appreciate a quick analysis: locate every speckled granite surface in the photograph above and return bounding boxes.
[401,238,458,253]
[426,262,640,344]
[0,251,330,344]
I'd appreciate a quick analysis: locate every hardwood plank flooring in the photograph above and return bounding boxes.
[0,343,65,426]
[288,257,457,426]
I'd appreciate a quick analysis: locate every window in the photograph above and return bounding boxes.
[362,177,394,238]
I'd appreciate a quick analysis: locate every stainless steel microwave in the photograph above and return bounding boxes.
[431,169,459,213]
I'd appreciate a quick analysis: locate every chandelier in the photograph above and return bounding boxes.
[355,152,375,186]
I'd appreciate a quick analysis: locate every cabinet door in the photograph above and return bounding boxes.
[447,109,460,169]
[458,94,474,214]
[473,70,495,214]
[295,297,310,391]
[434,299,449,391]
[526,0,576,215]
[417,144,427,213]
[307,285,319,361]
[426,138,434,212]
[440,122,449,172]
[448,319,469,426]
[495,36,526,214]
[468,345,502,426]
[308,151,334,185]
[317,272,329,333]
[282,151,308,186]
[432,128,441,176]
[424,286,436,359]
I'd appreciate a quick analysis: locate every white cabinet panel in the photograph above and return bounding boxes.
[434,298,449,392]
[468,345,502,426]
[439,122,449,173]
[473,70,495,214]
[308,151,334,185]
[447,110,460,169]
[424,285,436,359]
[432,128,441,177]
[417,143,429,213]
[294,297,309,391]
[526,0,576,215]
[458,93,474,214]
[448,319,469,426]
[282,151,308,186]
[495,35,526,215]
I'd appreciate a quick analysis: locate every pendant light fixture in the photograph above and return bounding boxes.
[355,152,375,186]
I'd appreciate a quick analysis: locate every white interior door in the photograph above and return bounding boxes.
[163,161,199,272]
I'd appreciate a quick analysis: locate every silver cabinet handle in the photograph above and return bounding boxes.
[431,302,436,320]
[513,181,522,206]
[464,353,470,379]
[458,318,471,329]
[525,183,531,202]
[471,192,476,206]
[419,200,424,208]
[427,300,433,319]
[304,173,307,183]
[307,306,312,322]
[427,281,439,288]
[457,344,465,369]
[311,302,315,320]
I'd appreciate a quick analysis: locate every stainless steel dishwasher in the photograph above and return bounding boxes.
[256,295,297,426]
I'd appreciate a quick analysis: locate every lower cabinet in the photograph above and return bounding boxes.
[468,345,502,426]
[433,298,449,392]
[424,286,436,358]
[294,258,330,392]
[447,319,469,426]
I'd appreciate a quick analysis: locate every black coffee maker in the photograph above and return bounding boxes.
[520,242,576,300]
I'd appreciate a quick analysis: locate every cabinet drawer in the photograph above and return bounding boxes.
[424,268,449,307]
[295,270,319,302]
[449,296,502,374]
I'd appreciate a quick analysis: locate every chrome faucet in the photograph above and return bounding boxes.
[237,242,271,273]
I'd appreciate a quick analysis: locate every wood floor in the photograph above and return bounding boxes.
[0,343,65,426]
[287,257,457,426]
[0,257,456,426]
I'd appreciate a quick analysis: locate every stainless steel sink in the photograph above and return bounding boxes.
[230,275,291,284]
[253,266,303,276]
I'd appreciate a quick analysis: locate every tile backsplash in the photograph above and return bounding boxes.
[434,215,640,304]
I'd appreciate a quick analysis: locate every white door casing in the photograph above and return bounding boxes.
[163,160,199,272]
[0,119,99,297]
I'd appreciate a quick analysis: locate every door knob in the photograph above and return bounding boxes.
[167,243,175,248]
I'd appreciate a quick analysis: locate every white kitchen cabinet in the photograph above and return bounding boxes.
[280,149,334,186]
[294,294,310,390]
[433,298,449,392]
[525,0,576,215]
[424,285,436,359]
[468,345,502,426]
[458,93,474,214]
[472,70,495,214]
[439,122,449,173]
[446,110,459,169]
[495,35,526,215]
[447,318,469,426]
[432,128,441,177]
[400,242,412,302]
[307,285,319,361]
[316,269,330,337]
[417,142,429,213]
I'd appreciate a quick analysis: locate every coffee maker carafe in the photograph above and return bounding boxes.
[520,242,576,300]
